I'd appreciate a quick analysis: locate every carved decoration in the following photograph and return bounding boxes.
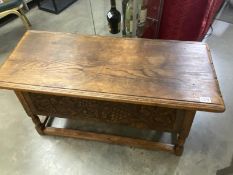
[27,92,182,131]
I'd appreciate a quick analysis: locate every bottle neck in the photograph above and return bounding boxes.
[110,0,116,8]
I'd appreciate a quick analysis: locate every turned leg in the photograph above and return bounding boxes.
[175,134,186,156]
[15,91,44,135]
[30,114,44,135]
[175,110,196,156]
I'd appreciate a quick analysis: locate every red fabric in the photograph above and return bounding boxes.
[197,0,223,40]
[141,0,161,39]
[143,0,224,41]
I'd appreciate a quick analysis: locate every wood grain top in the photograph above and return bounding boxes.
[0,30,225,112]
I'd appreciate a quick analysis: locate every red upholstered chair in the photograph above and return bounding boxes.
[143,0,224,41]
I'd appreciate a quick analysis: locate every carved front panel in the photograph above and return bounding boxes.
[26,92,184,131]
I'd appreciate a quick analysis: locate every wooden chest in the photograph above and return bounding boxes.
[0,31,225,155]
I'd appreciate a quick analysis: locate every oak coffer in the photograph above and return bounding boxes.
[0,30,225,156]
